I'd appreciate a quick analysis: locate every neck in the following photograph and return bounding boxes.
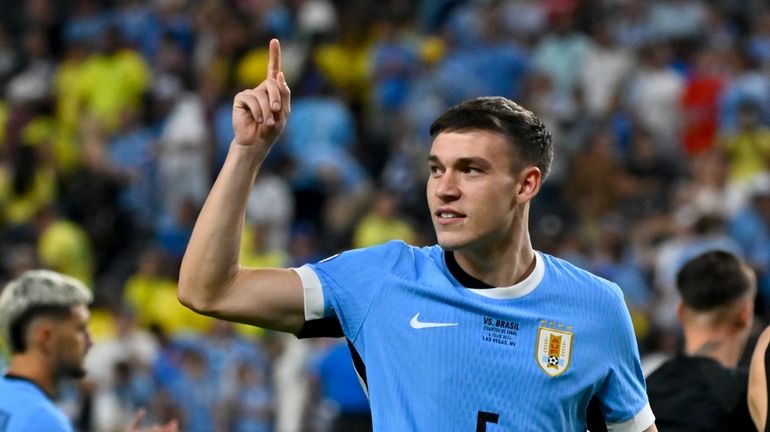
[7,353,57,398]
[453,207,535,287]
[682,325,746,368]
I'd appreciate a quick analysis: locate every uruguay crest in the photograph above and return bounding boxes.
[536,322,573,377]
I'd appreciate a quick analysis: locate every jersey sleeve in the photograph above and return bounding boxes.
[293,241,408,341]
[596,284,655,432]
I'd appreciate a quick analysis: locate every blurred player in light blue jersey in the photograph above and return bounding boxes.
[0,270,177,432]
[179,38,657,432]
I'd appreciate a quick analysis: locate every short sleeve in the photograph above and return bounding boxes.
[596,285,655,432]
[296,241,409,341]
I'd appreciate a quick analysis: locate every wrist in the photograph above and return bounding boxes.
[230,139,270,161]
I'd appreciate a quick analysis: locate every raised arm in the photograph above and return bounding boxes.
[178,39,305,334]
[749,326,770,431]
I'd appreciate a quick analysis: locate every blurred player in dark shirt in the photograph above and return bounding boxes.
[647,250,756,431]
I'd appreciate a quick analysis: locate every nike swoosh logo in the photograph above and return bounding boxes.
[409,313,459,329]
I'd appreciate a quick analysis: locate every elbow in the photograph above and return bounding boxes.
[177,281,198,311]
[178,251,240,315]
[177,279,215,315]
[177,260,223,314]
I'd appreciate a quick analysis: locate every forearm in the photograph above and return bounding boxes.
[178,140,267,311]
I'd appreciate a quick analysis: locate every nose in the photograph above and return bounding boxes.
[85,330,93,352]
[433,171,460,202]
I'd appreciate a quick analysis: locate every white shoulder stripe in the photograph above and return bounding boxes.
[606,403,655,432]
[291,265,325,321]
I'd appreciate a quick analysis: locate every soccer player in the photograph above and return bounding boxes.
[646,250,756,431]
[0,270,177,432]
[178,39,657,431]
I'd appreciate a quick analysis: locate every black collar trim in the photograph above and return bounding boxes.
[444,250,494,289]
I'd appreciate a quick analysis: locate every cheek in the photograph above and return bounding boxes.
[479,197,517,227]
[57,331,84,354]
[476,186,515,212]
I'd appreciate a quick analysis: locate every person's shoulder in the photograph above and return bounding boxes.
[342,240,435,260]
[647,356,702,379]
[24,404,73,431]
[646,356,708,400]
[0,379,72,431]
[540,252,623,299]
[0,377,44,402]
[647,356,748,432]
[649,356,744,389]
[312,240,433,275]
[25,402,72,431]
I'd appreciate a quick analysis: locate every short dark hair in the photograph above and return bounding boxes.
[429,96,553,177]
[676,250,754,311]
[8,305,73,352]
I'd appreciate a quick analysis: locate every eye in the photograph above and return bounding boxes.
[428,164,442,176]
[462,166,482,175]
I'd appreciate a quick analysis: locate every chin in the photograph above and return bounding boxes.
[436,235,468,251]
[58,364,87,380]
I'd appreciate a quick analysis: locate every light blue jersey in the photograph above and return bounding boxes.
[295,241,653,432]
[0,375,73,432]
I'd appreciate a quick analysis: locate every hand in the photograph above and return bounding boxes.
[126,408,178,432]
[232,38,291,153]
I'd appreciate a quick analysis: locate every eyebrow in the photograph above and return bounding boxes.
[427,155,493,169]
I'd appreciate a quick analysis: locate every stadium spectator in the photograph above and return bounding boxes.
[578,20,635,119]
[730,174,770,312]
[626,42,685,158]
[646,250,757,431]
[680,47,726,156]
[720,100,770,190]
[178,39,656,431]
[308,339,372,432]
[85,307,159,431]
[351,189,416,248]
[218,360,274,432]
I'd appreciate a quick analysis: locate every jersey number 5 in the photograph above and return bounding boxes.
[476,411,499,432]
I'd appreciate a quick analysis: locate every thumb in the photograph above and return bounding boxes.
[126,409,145,431]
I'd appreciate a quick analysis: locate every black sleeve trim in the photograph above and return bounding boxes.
[296,317,344,339]
[347,339,368,391]
[585,395,607,432]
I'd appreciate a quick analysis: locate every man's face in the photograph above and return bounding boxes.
[51,304,91,379]
[427,130,521,252]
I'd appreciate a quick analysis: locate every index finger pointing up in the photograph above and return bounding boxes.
[267,38,281,79]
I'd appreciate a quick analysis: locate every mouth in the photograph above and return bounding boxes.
[435,209,466,224]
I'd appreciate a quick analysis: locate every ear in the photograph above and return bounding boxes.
[735,297,754,330]
[27,318,56,354]
[676,302,685,322]
[516,166,542,204]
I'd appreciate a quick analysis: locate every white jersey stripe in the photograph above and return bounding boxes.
[291,266,325,321]
[606,403,655,432]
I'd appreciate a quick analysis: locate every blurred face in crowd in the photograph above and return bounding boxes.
[427,130,524,252]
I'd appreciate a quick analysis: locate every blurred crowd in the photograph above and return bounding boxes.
[2,0,770,430]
